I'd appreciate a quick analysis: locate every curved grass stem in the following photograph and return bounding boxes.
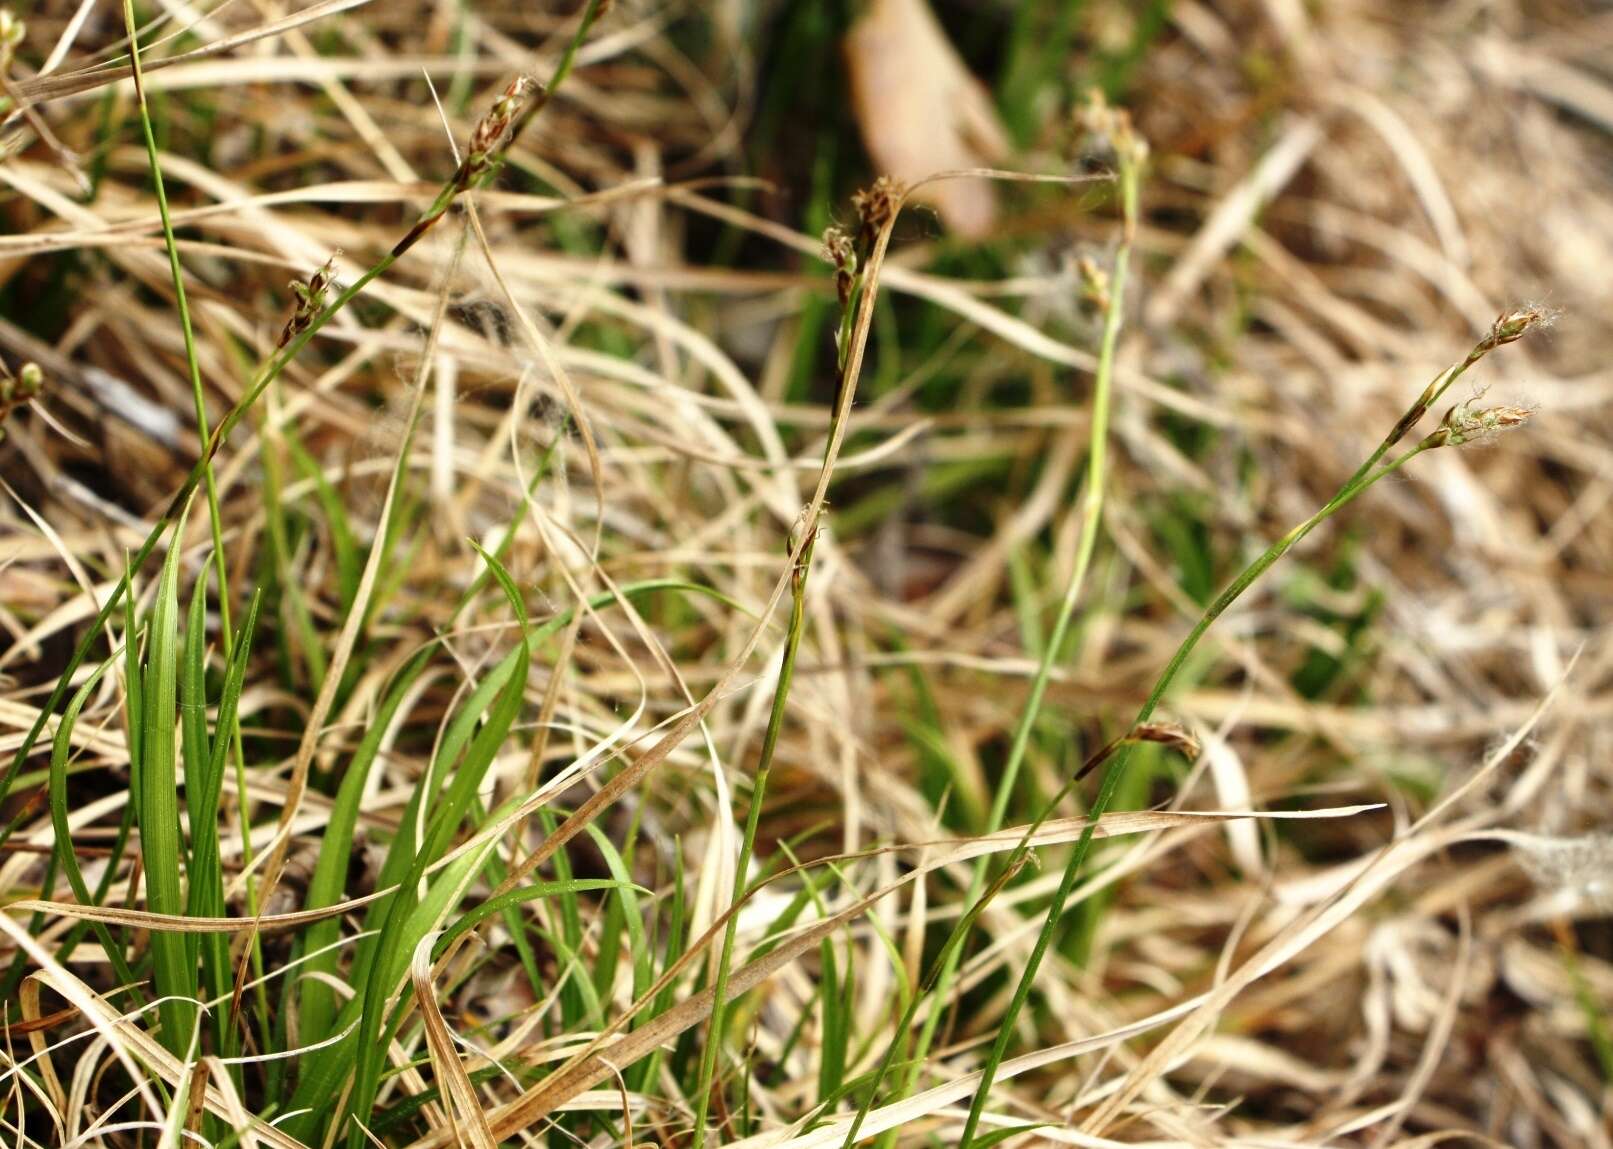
[954,303,1539,1146]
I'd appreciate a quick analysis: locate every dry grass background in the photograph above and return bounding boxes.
[0,0,1612,1146]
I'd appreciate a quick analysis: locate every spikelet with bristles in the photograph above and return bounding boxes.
[851,176,903,255]
[278,253,341,348]
[1423,395,1535,449]
[461,76,536,184]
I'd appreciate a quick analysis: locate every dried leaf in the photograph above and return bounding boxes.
[844,0,1010,239]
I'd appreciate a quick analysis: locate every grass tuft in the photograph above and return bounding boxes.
[0,4,1605,1147]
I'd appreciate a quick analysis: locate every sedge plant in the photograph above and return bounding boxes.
[954,301,1551,1147]
[686,169,903,1149]
[16,0,610,1133]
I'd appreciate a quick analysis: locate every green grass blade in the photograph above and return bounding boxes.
[467,540,528,628]
[296,647,432,1047]
[49,655,140,992]
[583,822,652,1005]
[630,840,686,1095]
[140,507,199,1055]
[539,805,589,1028]
[191,589,261,1059]
[180,571,210,978]
[337,755,525,1145]
[433,878,641,957]
[123,560,143,783]
[469,797,546,997]
[294,629,530,1143]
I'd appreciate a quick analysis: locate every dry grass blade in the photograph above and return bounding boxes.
[0,914,305,1149]
[7,885,397,933]
[9,0,376,107]
[410,933,497,1149]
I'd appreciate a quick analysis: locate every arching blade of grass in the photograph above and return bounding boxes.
[356,646,523,957]
[294,642,433,1050]
[340,639,529,1149]
[283,640,526,1139]
[140,502,199,1056]
[295,576,738,1053]
[583,822,653,1009]
[432,877,646,957]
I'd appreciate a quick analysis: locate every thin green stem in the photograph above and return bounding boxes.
[956,441,1437,1148]
[690,529,818,1149]
[120,0,230,633]
[508,0,602,141]
[869,148,1141,1146]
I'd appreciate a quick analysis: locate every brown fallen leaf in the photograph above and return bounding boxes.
[844,0,1011,240]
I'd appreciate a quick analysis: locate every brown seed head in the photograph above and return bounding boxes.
[852,176,904,253]
[822,227,857,307]
[1077,719,1200,780]
[279,252,341,348]
[1130,721,1200,762]
[821,226,855,272]
[465,76,536,179]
